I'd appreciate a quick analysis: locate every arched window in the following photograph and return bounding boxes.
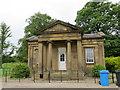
[60,54,65,61]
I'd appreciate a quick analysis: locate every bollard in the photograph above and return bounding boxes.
[48,71,50,83]
[77,70,79,83]
[5,71,7,83]
[33,70,35,83]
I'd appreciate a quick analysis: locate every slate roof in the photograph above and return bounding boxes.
[26,36,38,42]
[83,34,103,39]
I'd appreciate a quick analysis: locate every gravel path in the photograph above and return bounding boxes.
[1,76,118,88]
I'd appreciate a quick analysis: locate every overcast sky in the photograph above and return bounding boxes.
[0,0,119,47]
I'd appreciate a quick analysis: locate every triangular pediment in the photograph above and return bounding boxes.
[44,24,72,32]
[36,20,84,35]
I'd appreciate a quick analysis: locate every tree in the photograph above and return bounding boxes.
[0,22,15,63]
[25,12,55,36]
[75,1,119,35]
[104,35,120,57]
[17,12,55,62]
[17,36,29,63]
[0,23,12,54]
[75,1,120,57]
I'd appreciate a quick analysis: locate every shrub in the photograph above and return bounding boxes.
[105,57,120,72]
[10,63,30,78]
[91,64,106,77]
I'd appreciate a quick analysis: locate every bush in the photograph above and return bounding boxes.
[105,57,120,72]
[91,64,106,77]
[10,63,30,78]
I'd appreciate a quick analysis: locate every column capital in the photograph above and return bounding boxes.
[47,41,53,44]
[42,41,47,45]
[77,39,82,42]
[38,41,43,43]
[66,40,72,43]
[28,45,31,48]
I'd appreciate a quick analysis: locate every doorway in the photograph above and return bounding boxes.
[58,48,66,70]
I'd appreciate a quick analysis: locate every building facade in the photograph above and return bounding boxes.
[27,20,105,79]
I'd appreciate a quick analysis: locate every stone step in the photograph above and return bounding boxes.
[44,72,80,80]
[31,71,84,80]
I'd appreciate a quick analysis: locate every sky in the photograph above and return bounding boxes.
[0,0,119,47]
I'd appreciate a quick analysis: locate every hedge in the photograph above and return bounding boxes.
[105,56,120,72]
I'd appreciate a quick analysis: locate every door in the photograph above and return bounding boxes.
[58,48,66,70]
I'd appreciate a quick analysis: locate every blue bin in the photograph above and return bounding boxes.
[99,70,109,86]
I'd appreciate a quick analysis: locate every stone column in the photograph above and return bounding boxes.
[77,40,84,79]
[38,42,43,74]
[98,44,101,64]
[28,45,34,69]
[43,44,47,71]
[28,45,31,67]
[98,42,105,66]
[47,41,52,71]
[29,46,34,77]
[67,40,72,71]
[95,46,99,64]
[31,46,34,69]
[77,40,83,69]
[33,48,37,69]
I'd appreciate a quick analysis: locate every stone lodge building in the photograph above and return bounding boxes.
[27,20,105,79]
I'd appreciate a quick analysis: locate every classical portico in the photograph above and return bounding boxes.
[27,20,105,79]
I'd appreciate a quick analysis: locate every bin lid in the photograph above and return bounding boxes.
[99,70,109,74]
[116,70,120,73]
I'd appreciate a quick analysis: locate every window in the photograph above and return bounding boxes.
[60,54,65,61]
[85,48,94,63]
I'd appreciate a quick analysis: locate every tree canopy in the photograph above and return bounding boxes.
[75,1,120,57]
[75,1,120,35]
[0,22,12,54]
[25,12,55,36]
[17,12,55,62]
[0,22,16,63]
[104,35,120,57]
